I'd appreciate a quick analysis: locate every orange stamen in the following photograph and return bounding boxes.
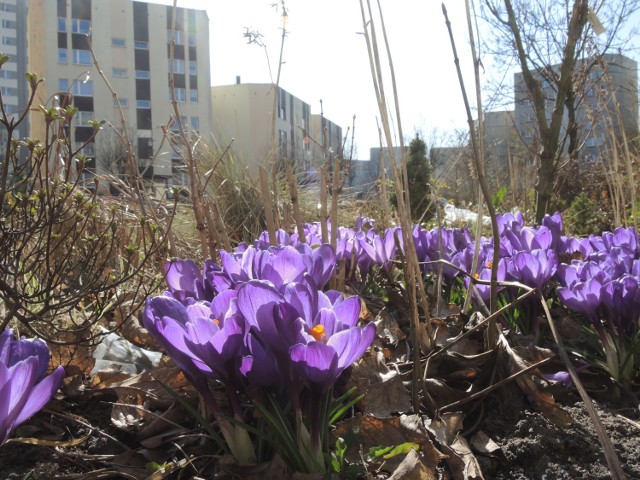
[310,324,326,342]
[487,261,493,269]
[474,273,479,279]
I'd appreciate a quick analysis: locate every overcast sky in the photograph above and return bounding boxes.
[146,0,639,160]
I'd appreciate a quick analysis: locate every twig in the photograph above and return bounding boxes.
[259,166,277,245]
[439,356,553,412]
[538,291,628,480]
[285,159,306,243]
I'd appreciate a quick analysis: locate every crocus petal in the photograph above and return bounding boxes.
[12,366,64,428]
[0,358,38,444]
[262,246,306,286]
[7,337,50,379]
[210,289,238,322]
[165,259,202,300]
[331,295,361,329]
[290,342,338,393]
[327,323,376,370]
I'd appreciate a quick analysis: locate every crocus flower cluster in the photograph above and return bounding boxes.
[145,244,375,471]
[274,213,638,378]
[556,225,640,382]
[196,212,639,384]
[0,329,65,445]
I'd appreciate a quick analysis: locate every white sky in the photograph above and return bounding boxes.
[146,0,639,160]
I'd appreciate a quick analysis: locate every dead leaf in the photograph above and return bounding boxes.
[344,350,412,416]
[450,435,484,480]
[388,448,436,480]
[470,431,507,463]
[332,414,444,474]
[374,307,407,346]
[496,327,572,427]
[425,413,484,480]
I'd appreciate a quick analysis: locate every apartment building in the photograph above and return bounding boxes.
[429,53,638,203]
[211,82,315,176]
[0,0,28,145]
[26,0,212,189]
[306,113,343,182]
[514,53,638,165]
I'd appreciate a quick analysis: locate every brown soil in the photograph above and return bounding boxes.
[1,383,638,479]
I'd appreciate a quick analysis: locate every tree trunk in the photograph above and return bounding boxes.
[535,152,555,223]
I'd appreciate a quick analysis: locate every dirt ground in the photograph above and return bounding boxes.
[1,382,638,480]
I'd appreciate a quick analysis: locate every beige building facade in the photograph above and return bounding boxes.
[27,0,212,189]
[0,0,28,144]
[211,82,314,177]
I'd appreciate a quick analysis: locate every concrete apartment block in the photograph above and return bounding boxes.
[0,0,28,145]
[26,0,212,190]
[211,82,313,177]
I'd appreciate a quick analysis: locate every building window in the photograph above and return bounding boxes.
[135,70,151,79]
[111,37,126,47]
[0,69,17,79]
[72,80,93,96]
[58,48,68,64]
[58,79,69,91]
[2,36,16,46]
[134,41,149,50]
[190,116,199,131]
[57,17,66,32]
[169,88,186,102]
[114,98,128,107]
[0,86,18,96]
[71,18,91,34]
[136,99,151,109]
[76,111,94,126]
[189,89,198,103]
[0,3,17,12]
[278,89,287,120]
[74,142,95,156]
[188,60,197,75]
[72,49,92,65]
[167,29,184,45]
[112,67,127,77]
[2,19,16,29]
[169,59,185,74]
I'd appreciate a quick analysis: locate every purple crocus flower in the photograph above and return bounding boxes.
[335,230,374,282]
[143,296,216,382]
[602,226,639,255]
[290,323,375,394]
[235,280,375,393]
[165,258,211,303]
[467,257,507,303]
[205,248,257,293]
[0,330,65,445]
[360,226,401,271]
[600,275,640,335]
[558,236,593,260]
[496,212,525,236]
[507,249,558,291]
[556,277,603,324]
[541,212,563,250]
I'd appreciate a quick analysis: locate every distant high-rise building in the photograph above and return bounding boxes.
[513,53,638,164]
[211,82,315,176]
[432,53,639,204]
[0,0,29,146]
[25,0,212,189]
